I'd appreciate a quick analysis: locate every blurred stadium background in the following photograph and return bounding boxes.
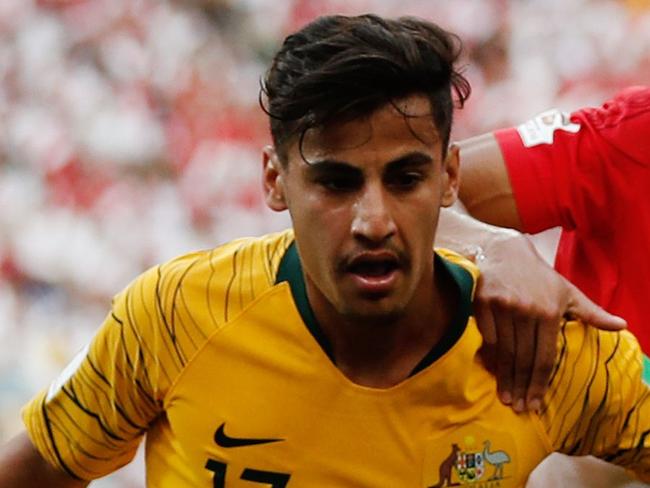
[0,0,648,485]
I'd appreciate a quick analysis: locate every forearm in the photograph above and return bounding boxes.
[0,432,88,488]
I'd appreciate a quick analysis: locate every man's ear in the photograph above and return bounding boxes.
[262,146,288,212]
[441,143,460,207]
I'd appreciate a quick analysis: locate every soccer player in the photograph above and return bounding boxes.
[0,14,648,487]
[452,86,650,393]
[447,85,650,486]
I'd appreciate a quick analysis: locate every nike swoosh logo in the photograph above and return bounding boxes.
[214,423,284,448]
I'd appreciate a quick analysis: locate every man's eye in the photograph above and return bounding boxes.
[318,177,359,192]
[387,172,424,190]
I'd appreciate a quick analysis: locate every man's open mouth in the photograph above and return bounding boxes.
[347,258,400,278]
[343,252,403,295]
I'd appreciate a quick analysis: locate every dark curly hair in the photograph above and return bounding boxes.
[260,14,471,163]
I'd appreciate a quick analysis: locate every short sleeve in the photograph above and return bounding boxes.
[19,233,292,481]
[495,86,650,236]
[540,323,650,481]
[21,265,174,480]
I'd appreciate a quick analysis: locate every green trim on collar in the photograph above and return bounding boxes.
[276,242,333,358]
[410,254,474,374]
[276,242,475,371]
[643,354,650,386]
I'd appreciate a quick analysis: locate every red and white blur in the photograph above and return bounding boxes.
[0,0,648,486]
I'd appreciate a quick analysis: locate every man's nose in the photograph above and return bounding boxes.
[351,184,397,244]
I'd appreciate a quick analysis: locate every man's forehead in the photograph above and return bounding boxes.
[294,96,441,165]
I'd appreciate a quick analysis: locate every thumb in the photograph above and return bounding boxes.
[565,283,627,331]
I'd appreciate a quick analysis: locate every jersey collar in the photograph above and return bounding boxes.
[276,241,474,374]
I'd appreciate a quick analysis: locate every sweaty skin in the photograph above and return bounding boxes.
[263,95,460,388]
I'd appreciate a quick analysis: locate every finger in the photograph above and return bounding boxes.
[565,283,627,331]
[512,317,536,413]
[494,306,515,406]
[475,299,499,374]
[475,298,498,346]
[478,342,497,375]
[526,316,560,413]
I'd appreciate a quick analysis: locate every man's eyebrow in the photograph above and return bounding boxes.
[302,159,361,175]
[304,152,433,172]
[384,152,433,170]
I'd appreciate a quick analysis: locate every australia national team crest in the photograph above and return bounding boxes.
[455,447,485,482]
[422,425,517,488]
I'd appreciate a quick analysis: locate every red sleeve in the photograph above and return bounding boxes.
[494,86,650,235]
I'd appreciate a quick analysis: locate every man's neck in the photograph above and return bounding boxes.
[309,266,459,389]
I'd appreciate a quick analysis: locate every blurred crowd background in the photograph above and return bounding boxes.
[0,0,649,485]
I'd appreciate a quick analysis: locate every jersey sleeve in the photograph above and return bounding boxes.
[540,322,650,481]
[21,257,203,480]
[495,86,650,235]
[19,232,293,481]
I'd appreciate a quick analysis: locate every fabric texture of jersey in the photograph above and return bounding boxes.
[495,86,650,357]
[22,230,650,486]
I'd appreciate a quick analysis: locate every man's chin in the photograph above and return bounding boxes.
[340,303,405,327]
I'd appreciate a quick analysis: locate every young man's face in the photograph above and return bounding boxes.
[263,94,459,325]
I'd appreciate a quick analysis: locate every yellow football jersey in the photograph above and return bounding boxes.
[22,230,650,487]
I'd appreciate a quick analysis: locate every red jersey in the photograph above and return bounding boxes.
[495,86,650,353]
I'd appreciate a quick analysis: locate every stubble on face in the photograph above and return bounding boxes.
[281,95,447,330]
